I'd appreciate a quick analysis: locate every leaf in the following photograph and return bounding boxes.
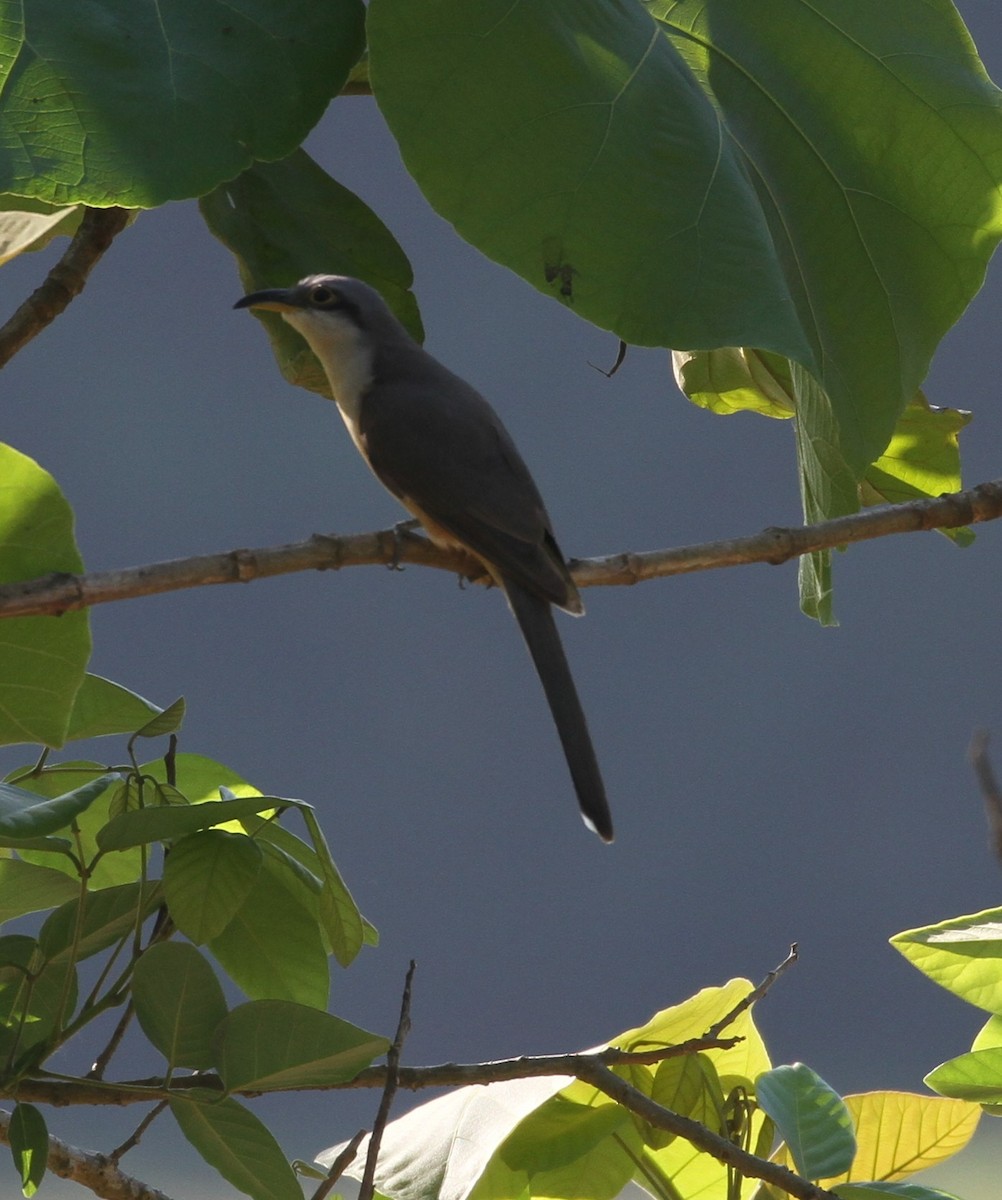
[97,794,285,852]
[890,908,1002,1013]
[834,1184,966,1200]
[12,763,143,889]
[8,1102,47,1197]
[296,805,365,968]
[0,0,366,207]
[862,396,973,546]
[628,1052,725,1149]
[201,148,422,397]
[672,348,796,420]
[0,445,90,748]
[169,1095,302,1200]
[133,695,185,739]
[829,1092,979,1182]
[64,674,164,742]
[38,882,162,964]
[216,1000,388,1091]
[162,830,263,944]
[369,0,1002,619]
[208,865,329,1008]
[0,938,76,1061]
[971,1015,1002,1052]
[0,860,79,925]
[132,942,228,1071]
[924,1048,1002,1104]
[0,774,118,839]
[756,1063,856,1180]
[0,196,81,265]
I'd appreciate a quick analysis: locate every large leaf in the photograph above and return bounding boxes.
[97,794,285,852]
[822,1092,979,1182]
[368,0,1002,620]
[38,881,162,964]
[202,148,422,397]
[170,1095,302,1200]
[924,1047,1002,1105]
[132,942,229,1071]
[0,0,366,206]
[890,908,1002,1014]
[756,1063,855,1181]
[0,445,90,747]
[216,1000,388,1091]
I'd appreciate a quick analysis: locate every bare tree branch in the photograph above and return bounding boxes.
[1,480,1000,621]
[0,207,131,369]
[0,1108,175,1200]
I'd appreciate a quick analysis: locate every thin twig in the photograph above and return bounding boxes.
[2,479,1001,621]
[0,207,131,369]
[311,1128,366,1200]
[704,944,798,1040]
[109,1100,168,1163]
[0,1107,175,1200]
[359,960,416,1200]
[969,730,1002,864]
[88,1003,136,1080]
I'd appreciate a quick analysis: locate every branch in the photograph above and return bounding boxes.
[2,480,1001,621]
[0,207,131,369]
[0,1108,175,1200]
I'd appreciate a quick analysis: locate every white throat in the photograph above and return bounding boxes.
[282,310,374,441]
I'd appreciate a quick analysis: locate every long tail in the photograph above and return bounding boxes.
[505,582,613,842]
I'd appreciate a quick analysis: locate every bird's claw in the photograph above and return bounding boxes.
[389,518,422,570]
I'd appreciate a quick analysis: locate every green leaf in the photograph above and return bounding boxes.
[0,196,81,264]
[971,1015,1002,1052]
[672,348,795,420]
[12,763,143,889]
[925,1048,1002,1104]
[296,805,365,968]
[216,1000,388,1091]
[0,774,118,839]
[132,942,228,1071]
[0,445,90,747]
[64,674,164,742]
[208,865,329,1008]
[0,860,79,925]
[0,937,76,1061]
[834,1184,964,1200]
[890,908,1002,1013]
[141,753,263,805]
[162,830,263,944]
[133,696,186,739]
[836,1092,979,1182]
[627,1052,725,1149]
[97,794,285,852]
[756,1063,856,1180]
[169,1095,302,1200]
[8,1102,47,1197]
[202,148,422,397]
[0,0,366,207]
[369,0,1002,615]
[38,881,162,964]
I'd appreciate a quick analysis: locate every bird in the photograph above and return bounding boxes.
[234,275,613,842]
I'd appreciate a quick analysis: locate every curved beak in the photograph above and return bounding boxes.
[233,287,299,313]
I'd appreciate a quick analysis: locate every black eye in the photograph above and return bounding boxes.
[309,285,339,308]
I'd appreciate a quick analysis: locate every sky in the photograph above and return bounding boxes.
[2,5,1002,1199]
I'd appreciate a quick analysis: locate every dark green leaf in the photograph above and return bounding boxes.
[0,0,366,207]
[170,1095,302,1200]
[202,149,421,398]
[216,1000,388,1091]
[756,1063,856,1180]
[0,445,90,748]
[8,1102,47,1196]
[133,942,228,1070]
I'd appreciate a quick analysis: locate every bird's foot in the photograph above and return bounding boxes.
[389,518,423,570]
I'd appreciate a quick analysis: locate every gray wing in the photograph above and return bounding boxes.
[359,362,579,610]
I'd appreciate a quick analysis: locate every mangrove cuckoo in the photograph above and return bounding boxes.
[235,276,613,842]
